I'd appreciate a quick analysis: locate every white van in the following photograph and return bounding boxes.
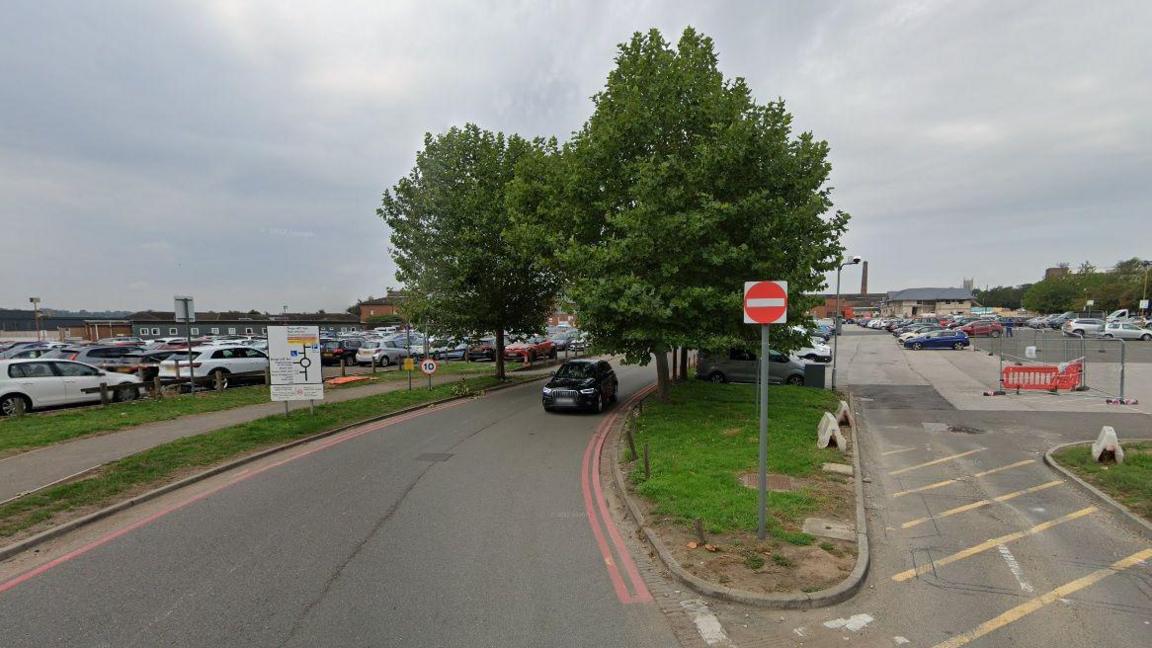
[1107,309,1129,322]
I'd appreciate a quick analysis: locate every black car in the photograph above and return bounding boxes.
[542,359,618,413]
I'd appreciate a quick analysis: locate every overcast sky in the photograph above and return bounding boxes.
[3,0,1149,312]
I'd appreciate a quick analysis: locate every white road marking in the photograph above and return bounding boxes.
[679,599,731,646]
[746,298,785,308]
[793,626,807,637]
[997,544,1035,593]
[823,613,875,632]
[895,638,910,645]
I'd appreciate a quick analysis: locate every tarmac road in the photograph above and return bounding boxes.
[0,362,683,647]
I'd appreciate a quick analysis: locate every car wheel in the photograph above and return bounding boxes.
[990,330,1001,338]
[1104,333,1114,339]
[803,354,815,360]
[786,375,804,386]
[593,392,604,413]
[0,394,31,416]
[115,384,138,402]
[1073,329,1084,336]
[543,405,554,413]
[610,382,619,403]
[381,355,392,367]
[1142,334,1152,341]
[954,342,965,350]
[210,369,230,390]
[912,342,923,350]
[708,371,726,384]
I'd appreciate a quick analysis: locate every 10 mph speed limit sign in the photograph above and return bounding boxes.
[419,358,438,375]
[743,281,788,324]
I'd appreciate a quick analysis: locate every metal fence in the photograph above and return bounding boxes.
[972,328,1128,400]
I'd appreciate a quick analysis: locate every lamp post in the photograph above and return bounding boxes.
[1142,260,1151,317]
[28,297,41,341]
[830,256,862,391]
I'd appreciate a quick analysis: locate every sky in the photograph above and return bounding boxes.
[2,0,1149,312]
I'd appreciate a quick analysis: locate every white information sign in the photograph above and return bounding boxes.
[267,325,324,401]
[1141,299,1149,310]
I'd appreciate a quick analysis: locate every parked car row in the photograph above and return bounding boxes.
[0,358,143,416]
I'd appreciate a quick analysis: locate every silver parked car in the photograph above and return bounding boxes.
[696,349,806,385]
[1062,318,1106,336]
[1100,322,1152,341]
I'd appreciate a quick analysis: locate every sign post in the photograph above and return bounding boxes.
[174,296,195,395]
[267,326,324,414]
[420,357,438,390]
[743,280,789,541]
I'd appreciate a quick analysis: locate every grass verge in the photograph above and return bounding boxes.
[0,374,514,540]
[1052,442,1152,520]
[0,361,502,455]
[627,381,842,545]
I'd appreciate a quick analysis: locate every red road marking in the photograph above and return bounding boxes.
[580,384,656,604]
[0,399,471,596]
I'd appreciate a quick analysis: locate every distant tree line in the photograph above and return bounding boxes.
[376,27,850,397]
[1020,258,1149,313]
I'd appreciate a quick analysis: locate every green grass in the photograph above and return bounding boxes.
[628,381,841,544]
[0,374,513,538]
[1052,442,1152,520]
[0,360,506,454]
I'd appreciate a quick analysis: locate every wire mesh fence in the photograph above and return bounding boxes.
[972,328,1128,399]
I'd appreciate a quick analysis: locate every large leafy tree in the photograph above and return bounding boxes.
[379,125,559,379]
[539,28,849,398]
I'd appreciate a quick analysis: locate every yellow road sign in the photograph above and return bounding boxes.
[403,357,415,371]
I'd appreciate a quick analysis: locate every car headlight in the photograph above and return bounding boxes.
[579,388,596,395]
[542,387,552,395]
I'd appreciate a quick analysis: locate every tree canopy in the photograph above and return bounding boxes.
[1022,258,1150,313]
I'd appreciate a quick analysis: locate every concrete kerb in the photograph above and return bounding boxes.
[607,391,870,609]
[0,375,546,564]
[1044,439,1152,541]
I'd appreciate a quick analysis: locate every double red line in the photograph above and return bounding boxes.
[579,384,656,604]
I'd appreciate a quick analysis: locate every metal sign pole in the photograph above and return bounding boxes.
[758,323,769,541]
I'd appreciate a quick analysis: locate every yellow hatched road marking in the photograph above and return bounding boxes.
[888,448,985,476]
[892,460,1036,498]
[892,506,1096,582]
[881,447,918,456]
[930,547,1152,648]
[902,480,1063,529]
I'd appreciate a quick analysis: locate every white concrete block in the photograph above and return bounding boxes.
[822,462,854,476]
[817,412,847,451]
[1091,426,1125,464]
[835,400,854,428]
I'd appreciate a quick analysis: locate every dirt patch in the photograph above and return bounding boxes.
[633,469,857,594]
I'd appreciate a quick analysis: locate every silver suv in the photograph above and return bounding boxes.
[1062,318,1105,336]
[696,349,806,385]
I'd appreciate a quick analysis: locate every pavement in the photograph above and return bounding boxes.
[0,362,558,503]
[0,362,713,647]
[706,328,1152,647]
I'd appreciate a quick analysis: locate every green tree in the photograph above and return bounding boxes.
[379,125,560,379]
[537,27,848,399]
[973,285,1031,310]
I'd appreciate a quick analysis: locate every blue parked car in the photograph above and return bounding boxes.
[903,330,970,350]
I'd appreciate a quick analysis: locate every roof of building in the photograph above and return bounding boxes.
[360,290,408,306]
[128,311,360,323]
[886,288,974,301]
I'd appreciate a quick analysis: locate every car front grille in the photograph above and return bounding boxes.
[551,389,578,398]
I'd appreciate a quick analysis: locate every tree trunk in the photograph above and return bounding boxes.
[654,348,671,401]
[679,347,689,382]
[495,330,506,380]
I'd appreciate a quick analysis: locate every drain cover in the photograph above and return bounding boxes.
[416,453,454,462]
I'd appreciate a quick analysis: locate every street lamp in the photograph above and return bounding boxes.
[28,297,41,341]
[1142,260,1152,317]
[830,256,862,391]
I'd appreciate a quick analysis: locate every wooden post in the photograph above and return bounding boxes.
[694,518,706,544]
[264,366,271,386]
[371,356,377,374]
[214,371,225,391]
[13,398,25,417]
[624,419,638,461]
[643,441,651,479]
[340,357,347,377]
[153,376,163,399]
[99,382,110,406]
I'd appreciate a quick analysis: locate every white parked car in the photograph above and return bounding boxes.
[1101,322,1152,341]
[158,345,268,389]
[355,339,410,367]
[0,359,142,415]
[795,338,832,362]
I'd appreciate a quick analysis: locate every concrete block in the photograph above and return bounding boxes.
[822,462,854,476]
[802,517,855,542]
[1091,426,1125,464]
[817,412,847,451]
[835,400,854,428]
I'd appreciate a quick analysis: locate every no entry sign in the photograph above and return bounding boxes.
[743,281,788,324]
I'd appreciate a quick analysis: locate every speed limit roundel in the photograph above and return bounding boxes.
[420,358,438,375]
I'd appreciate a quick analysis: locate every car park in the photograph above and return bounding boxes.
[106,349,181,381]
[1062,318,1105,337]
[1,358,143,415]
[1100,322,1152,341]
[158,346,269,389]
[695,349,806,385]
[541,359,618,413]
[903,329,970,350]
[897,325,944,343]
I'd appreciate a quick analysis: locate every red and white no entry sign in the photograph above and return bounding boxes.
[743,281,788,324]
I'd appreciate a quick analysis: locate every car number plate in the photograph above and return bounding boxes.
[555,396,576,406]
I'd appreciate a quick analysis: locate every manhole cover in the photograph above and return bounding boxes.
[415,453,454,462]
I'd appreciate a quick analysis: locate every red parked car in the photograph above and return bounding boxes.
[960,320,1004,337]
[504,336,557,362]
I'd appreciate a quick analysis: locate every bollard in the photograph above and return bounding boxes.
[340,357,347,377]
[643,441,651,479]
[99,382,110,406]
[153,376,163,399]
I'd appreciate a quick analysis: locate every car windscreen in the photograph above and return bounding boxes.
[164,352,202,360]
[555,362,596,379]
